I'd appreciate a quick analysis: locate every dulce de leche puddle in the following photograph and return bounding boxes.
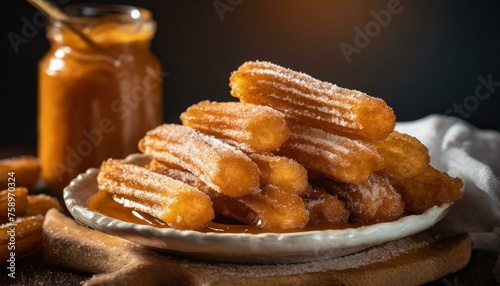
[88,191,368,234]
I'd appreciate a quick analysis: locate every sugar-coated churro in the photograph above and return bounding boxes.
[230,61,395,140]
[301,185,351,227]
[275,119,384,184]
[84,60,464,233]
[25,194,63,216]
[0,215,44,262]
[149,160,309,230]
[315,173,405,223]
[97,159,214,230]
[374,131,430,179]
[249,153,308,195]
[139,124,260,197]
[181,101,291,152]
[386,165,463,214]
[208,185,310,230]
[0,188,28,223]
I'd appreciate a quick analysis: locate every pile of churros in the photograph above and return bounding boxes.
[95,61,463,231]
[0,156,62,262]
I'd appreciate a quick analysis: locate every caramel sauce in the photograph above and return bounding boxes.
[38,18,162,196]
[88,192,368,234]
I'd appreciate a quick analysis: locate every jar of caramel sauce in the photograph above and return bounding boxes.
[38,4,163,196]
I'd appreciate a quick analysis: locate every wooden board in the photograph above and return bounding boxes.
[42,209,471,286]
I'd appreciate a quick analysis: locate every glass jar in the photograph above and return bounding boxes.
[38,4,163,196]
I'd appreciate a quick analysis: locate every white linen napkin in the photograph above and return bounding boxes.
[396,114,500,281]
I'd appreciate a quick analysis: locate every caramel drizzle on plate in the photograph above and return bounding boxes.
[88,192,370,234]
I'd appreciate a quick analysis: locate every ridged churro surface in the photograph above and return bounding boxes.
[230,61,395,140]
[276,119,384,184]
[181,101,291,152]
[97,159,214,230]
[139,124,260,197]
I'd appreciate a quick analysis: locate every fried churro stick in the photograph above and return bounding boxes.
[25,194,63,216]
[275,119,384,184]
[316,173,405,223]
[373,131,430,179]
[139,124,260,197]
[0,188,29,223]
[208,186,309,230]
[249,153,308,195]
[387,166,463,214]
[230,61,395,140]
[0,188,62,225]
[0,215,44,262]
[301,185,351,227]
[148,160,212,193]
[148,162,309,230]
[0,156,41,189]
[97,159,214,230]
[152,154,306,196]
[180,101,291,153]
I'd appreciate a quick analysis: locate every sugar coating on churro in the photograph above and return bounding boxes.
[374,131,430,179]
[318,173,404,223]
[0,215,44,261]
[276,119,384,184]
[301,185,350,226]
[181,101,291,153]
[88,60,464,233]
[97,159,214,230]
[149,160,309,230]
[148,159,213,194]
[388,165,463,214]
[230,61,395,140]
[209,185,309,230]
[249,153,308,195]
[139,124,260,197]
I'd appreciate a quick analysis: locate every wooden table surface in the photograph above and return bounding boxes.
[0,236,497,286]
[1,145,498,286]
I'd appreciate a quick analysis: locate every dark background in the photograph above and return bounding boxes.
[3,0,500,150]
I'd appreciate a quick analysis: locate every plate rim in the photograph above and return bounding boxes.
[63,153,453,263]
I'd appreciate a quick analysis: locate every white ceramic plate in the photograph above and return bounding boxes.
[64,153,452,264]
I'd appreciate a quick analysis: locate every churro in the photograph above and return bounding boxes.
[84,59,464,233]
[387,165,463,214]
[0,187,61,263]
[97,159,214,230]
[0,156,41,190]
[0,215,44,262]
[316,173,405,223]
[208,185,309,230]
[148,159,211,192]
[249,153,308,195]
[181,101,291,152]
[301,185,351,227]
[139,124,260,197]
[149,160,309,230]
[275,119,384,184]
[0,188,29,223]
[25,194,63,216]
[230,61,395,140]
[373,131,430,179]
[0,188,62,224]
